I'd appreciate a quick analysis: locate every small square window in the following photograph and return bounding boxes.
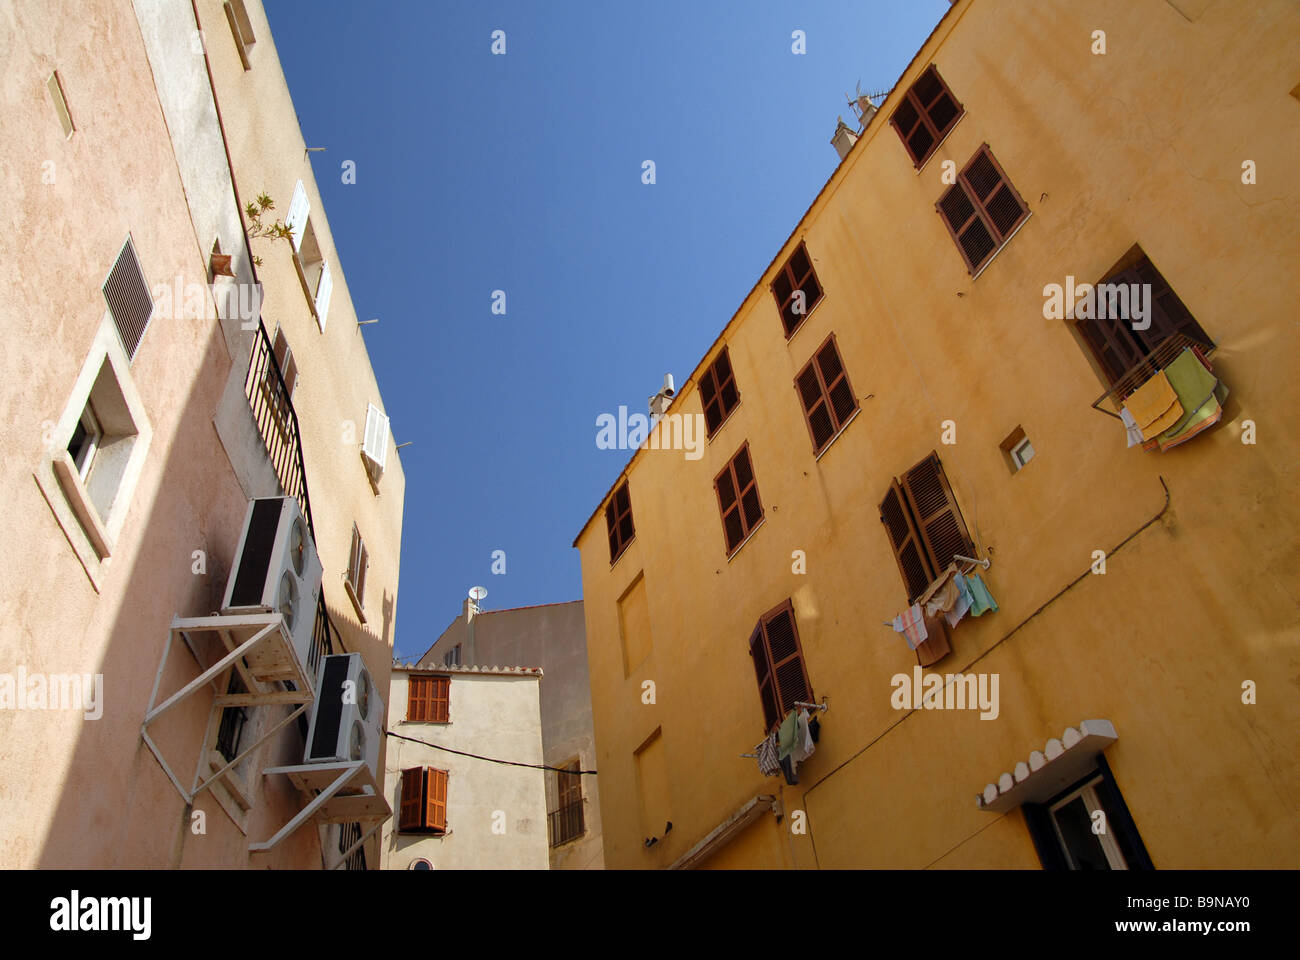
[1000,426,1034,474]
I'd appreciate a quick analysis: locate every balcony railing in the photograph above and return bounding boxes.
[245,321,313,529]
[548,801,585,847]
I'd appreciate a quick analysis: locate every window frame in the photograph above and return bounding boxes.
[770,241,824,340]
[345,522,369,619]
[748,599,814,734]
[935,144,1030,276]
[889,63,964,168]
[793,333,859,456]
[699,346,741,439]
[406,674,451,723]
[605,481,635,565]
[879,451,976,604]
[1047,777,1129,870]
[713,442,764,557]
[398,766,449,835]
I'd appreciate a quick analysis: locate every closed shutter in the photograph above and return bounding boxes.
[748,623,779,731]
[879,480,935,603]
[1133,257,1211,351]
[399,768,423,831]
[900,452,975,576]
[937,146,1028,273]
[1076,269,1145,386]
[889,64,963,167]
[406,676,432,721]
[363,403,389,469]
[771,242,823,338]
[760,600,811,724]
[313,259,332,329]
[700,347,739,437]
[103,238,154,361]
[286,180,310,252]
[714,443,763,555]
[795,334,858,455]
[429,675,450,723]
[426,768,448,833]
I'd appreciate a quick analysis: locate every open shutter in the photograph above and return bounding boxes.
[900,452,975,576]
[286,180,310,252]
[1131,257,1212,353]
[363,403,389,469]
[748,623,779,731]
[1076,271,1145,386]
[879,480,935,603]
[399,768,423,831]
[313,259,332,330]
[426,768,448,833]
[762,602,811,720]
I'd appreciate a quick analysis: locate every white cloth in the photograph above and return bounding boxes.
[1120,407,1143,448]
[790,708,816,764]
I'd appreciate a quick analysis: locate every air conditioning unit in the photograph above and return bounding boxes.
[305,653,384,779]
[221,496,323,679]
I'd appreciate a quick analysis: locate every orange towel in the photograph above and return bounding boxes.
[1122,371,1183,440]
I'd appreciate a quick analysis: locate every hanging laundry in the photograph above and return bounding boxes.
[945,572,974,628]
[754,732,780,777]
[777,709,799,761]
[923,570,963,619]
[1121,369,1182,441]
[778,755,799,785]
[1155,348,1220,438]
[809,716,821,744]
[791,708,816,764]
[891,603,929,649]
[966,573,999,616]
[1119,407,1144,448]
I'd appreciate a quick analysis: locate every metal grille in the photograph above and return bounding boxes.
[338,821,366,870]
[245,322,312,526]
[548,801,585,847]
[103,239,153,361]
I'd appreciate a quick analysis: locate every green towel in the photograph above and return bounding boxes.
[1157,348,1220,440]
[777,710,799,760]
[967,573,998,617]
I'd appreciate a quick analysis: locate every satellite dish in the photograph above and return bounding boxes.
[468,586,488,602]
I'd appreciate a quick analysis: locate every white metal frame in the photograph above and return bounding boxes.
[253,759,391,862]
[140,613,314,805]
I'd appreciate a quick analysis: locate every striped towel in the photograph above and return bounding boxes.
[892,603,929,649]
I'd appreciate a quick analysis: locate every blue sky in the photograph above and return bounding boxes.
[264,1,950,660]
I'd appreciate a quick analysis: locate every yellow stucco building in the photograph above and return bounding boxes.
[573,0,1300,869]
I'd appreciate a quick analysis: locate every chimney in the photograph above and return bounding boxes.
[463,586,486,664]
[831,116,859,161]
[648,373,676,422]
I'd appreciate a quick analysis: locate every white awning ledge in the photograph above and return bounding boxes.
[669,794,777,869]
[975,719,1118,813]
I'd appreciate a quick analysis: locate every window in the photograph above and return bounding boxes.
[285,180,333,330]
[605,481,635,564]
[406,675,450,723]
[442,644,461,667]
[1022,759,1153,870]
[103,237,154,361]
[261,324,298,431]
[878,452,976,603]
[215,672,248,763]
[999,426,1034,473]
[345,523,368,617]
[748,600,812,733]
[362,402,390,483]
[699,346,740,438]
[1074,251,1213,387]
[549,759,585,847]
[889,64,963,167]
[714,443,763,556]
[46,71,74,138]
[771,241,823,339]
[398,767,448,834]
[67,404,102,481]
[936,145,1029,275]
[794,334,858,455]
[224,0,256,70]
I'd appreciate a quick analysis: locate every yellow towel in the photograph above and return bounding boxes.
[1122,371,1183,440]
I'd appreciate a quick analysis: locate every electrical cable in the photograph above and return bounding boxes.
[386,730,596,776]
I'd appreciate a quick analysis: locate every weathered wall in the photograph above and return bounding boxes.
[381,668,549,869]
[575,0,1300,869]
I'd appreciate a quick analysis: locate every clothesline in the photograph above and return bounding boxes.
[880,555,990,627]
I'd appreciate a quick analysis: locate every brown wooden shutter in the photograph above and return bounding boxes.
[606,482,635,563]
[879,480,936,603]
[426,768,448,833]
[937,146,1027,273]
[900,452,975,576]
[700,347,739,437]
[399,767,423,831]
[430,675,450,723]
[407,676,433,721]
[761,601,811,721]
[771,242,823,338]
[889,64,963,167]
[558,761,582,808]
[1075,272,1145,386]
[815,337,858,428]
[795,334,857,455]
[748,623,779,731]
[715,444,763,555]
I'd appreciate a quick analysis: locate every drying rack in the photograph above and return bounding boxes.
[1089,333,1216,420]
